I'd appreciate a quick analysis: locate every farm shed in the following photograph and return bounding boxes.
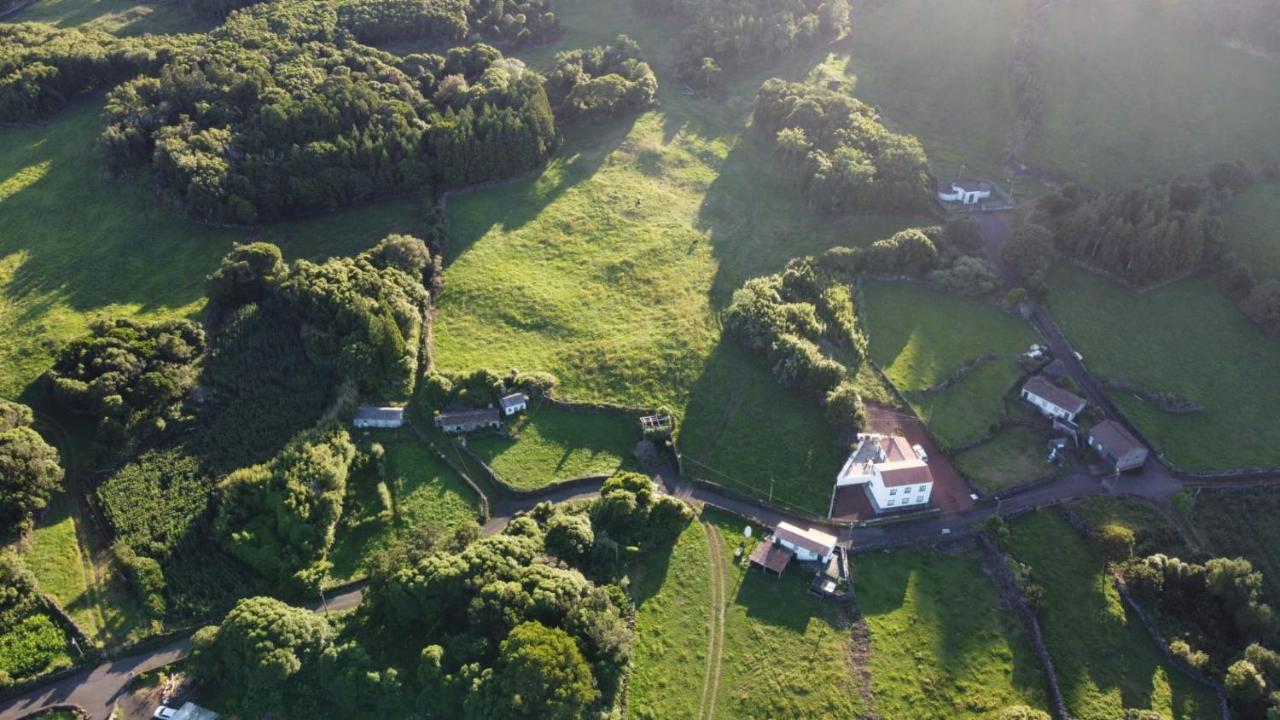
[499,392,528,416]
[435,407,501,433]
[1021,375,1087,423]
[774,522,838,563]
[1087,419,1149,472]
[353,405,405,429]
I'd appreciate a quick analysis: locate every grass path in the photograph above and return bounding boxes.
[698,522,727,720]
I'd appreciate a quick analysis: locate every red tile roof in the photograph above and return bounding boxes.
[877,460,935,488]
[749,541,793,574]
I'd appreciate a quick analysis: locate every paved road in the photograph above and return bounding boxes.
[0,587,363,720]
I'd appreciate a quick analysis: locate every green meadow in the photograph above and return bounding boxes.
[467,403,638,490]
[1048,268,1280,471]
[1224,181,1280,280]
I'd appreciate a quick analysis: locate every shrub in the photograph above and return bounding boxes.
[1093,523,1136,563]
[0,400,63,530]
[1002,224,1055,288]
[114,545,168,619]
[824,381,866,435]
[928,255,1001,297]
[546,35,657,123]
[543,511,595,563]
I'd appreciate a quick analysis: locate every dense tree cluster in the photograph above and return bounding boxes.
[0,24,191,123]
[753,79,932,214]
[419,367,557,411]
[546,35,657,123]
[634,0,849,78]
[1029,180,1222,288]
[190,471,692,718]
[100,1,556,223]
[1123,553,1280,718]
[724,256,866,435]
[47,319,206,456]
[0,400,62,535]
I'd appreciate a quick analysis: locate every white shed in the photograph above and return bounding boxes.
[353,406,405,429]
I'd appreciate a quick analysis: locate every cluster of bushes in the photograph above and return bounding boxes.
[215,422,358,593]
[753,79,932,214]
[189,471,692,718]
[1120,551,1280,718]
[419,367,556,411]
[820,221,999,297]
[0,552,68,685]
[633,0,849,80]
[546,35,657,124]
[47,319,206,458]
[209,236,434,397]
[0,24,192,123]
[0,399,62,535]
[724,257,866,433]
[98,0,556,223]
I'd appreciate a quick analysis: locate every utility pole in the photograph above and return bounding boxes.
[769,477,774,504]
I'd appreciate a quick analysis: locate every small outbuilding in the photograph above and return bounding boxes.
[435,407,501,434]
[773,522,838,563]
[499,392,528,417]
[1021,376,1087,424]
[353,405,405,429]
[748,541,793,578]
[1087,419,1149,472]
[937,179,992,206]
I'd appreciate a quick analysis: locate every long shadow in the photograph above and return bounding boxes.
[442,113,640,264]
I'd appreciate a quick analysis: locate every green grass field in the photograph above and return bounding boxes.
[628,520,711,720]
[1224,182,1280,280]
[1032,0,1280,186]
[1007,511,1217,720]
[1189,487,1280,604]
[706,511,863,719]
[954,426,1051,493]
[0,612,73,682]
[861,282,1036,449]
[467,403,638,490]
[328,440,483,584]
[858,549,1047,718]
[837,0,1019,183]
[5,0,210,35]
[0,100,423,402]
[1068,495,1189,558]
[1048,268,1280,471]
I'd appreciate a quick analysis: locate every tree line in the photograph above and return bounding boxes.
[188,471,694,718]
[633,0,849,84]
[753,78,933,215]
[0,399,62,538]
[1020,161,1280,337]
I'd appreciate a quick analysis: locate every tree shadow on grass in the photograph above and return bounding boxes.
[442,112,640,263]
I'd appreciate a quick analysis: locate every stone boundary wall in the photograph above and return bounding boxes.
[409,425,491,519]
[38,593,94,659]
[990,470,1059,502]
[456,441,609,499]
[976,533,1070,720]
[918,353,999,397]
[1055,505,1231,719]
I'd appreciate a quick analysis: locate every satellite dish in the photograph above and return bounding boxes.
[743,526,752,538]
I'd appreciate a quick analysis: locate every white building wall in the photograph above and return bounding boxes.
[869,476,933,511]
[1022,390,1076,421]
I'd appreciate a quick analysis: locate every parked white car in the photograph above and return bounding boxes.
[153,706,178,720]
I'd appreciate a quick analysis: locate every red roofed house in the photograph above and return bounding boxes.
[834,433,934,514]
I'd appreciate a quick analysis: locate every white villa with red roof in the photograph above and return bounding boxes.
[834,433,934,514]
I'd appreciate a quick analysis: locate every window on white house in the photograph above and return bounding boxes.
[919,485,927,492]
[917,496,926,503]
[889,489,897,495]
[887,499,895,506]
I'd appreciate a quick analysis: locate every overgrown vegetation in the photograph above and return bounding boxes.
[0,399,63,534]
[190,471,693,718]
[0,552,71,685]
[547,35,657,123]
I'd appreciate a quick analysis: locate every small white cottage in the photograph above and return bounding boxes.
[500,392,528,417]
[937,180,992,206]
[352,405,405,429]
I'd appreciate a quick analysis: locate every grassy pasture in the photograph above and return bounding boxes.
[0,100,422,402]
[1007,511,1217,719]
[838,0,1019,183]
[5,0,210,35]
[328,440,482,583]
[1189,487,1280,604]
[1047,268,1280,471]
[1223,182,1280,280]
[861,281,1035,449]
[705,510,863,719]
[467,403,637,490]
[1032,0,1280,186]
[628,520,711,720]
[857,549,1047,718]
[954,426,1051,494]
